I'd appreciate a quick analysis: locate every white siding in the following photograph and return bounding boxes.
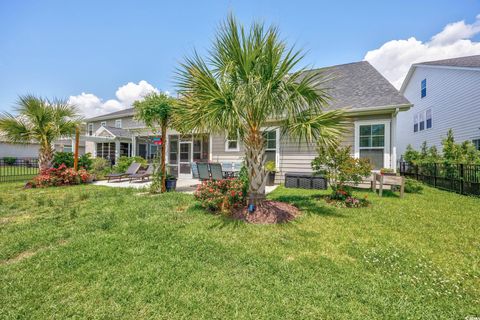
[0,142,39,158]
[397,66,480,158]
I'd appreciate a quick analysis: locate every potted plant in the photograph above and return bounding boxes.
[265,161,277,186]
[380,168,396,176]
[165,174,177,192]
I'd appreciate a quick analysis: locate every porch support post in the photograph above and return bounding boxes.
[115,140,120,162]
[131,135,136,156]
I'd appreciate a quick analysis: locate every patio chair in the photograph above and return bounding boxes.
[129,164,154,182]
[209,163,224,181]
[106,162,141,182]
[196,162,211,180]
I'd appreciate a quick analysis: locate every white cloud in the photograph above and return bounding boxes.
[68,80,160,118]
[365,14,480,88]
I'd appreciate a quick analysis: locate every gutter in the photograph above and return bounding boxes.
[344,103,412,116]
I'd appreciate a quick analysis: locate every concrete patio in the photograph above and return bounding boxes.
[92,178,279,194]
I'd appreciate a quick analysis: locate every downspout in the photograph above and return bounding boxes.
[391,108,399,171]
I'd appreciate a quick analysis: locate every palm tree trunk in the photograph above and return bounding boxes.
[39,143,54,171]
[244,129,267,206]
[160,124,167,193]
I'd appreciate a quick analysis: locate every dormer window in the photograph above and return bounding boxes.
[101,121,106,127]
[115,119,122,128]
[88,123,93,136]
[421,79,426,98]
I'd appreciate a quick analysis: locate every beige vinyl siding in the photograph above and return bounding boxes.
[276,114,393,183]
[87,116,144,134]
[210,133,244,163]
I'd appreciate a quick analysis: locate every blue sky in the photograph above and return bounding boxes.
[1,0,479,116]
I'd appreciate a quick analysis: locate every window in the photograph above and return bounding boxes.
[473,139,480,151]
[426,108,432,129]
[63,145,72,152]
[413,114,418,133]
[88,123,93,136]
[358,124,385,170]
[263,129,277,163]
[115,119,122,128]
[225,132,239,151]
[100,121,106,127]
[419,112,425,131]
[421,78,426,98]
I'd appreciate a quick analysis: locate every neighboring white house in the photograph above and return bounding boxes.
[396,55,480,159]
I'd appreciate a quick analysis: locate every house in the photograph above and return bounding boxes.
[84,61,411,182]
[0,135,86,159]
[396,55,480,158]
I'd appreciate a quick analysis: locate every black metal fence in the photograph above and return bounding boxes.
[399,161,480,196]
[0,158,39,183]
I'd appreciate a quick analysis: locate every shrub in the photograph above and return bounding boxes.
[238,165,249,197]
[32,164,91,188]
[52,152,93,170]
[194,178,246,213]
[265,161,276,172]
[113,156,147,173]
[3,157,16,165]
[326,186,370,208]
[90,157,111,179]
[404,178,423,194]
[312,144,372,190]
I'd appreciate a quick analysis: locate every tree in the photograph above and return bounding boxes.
[0,95,79,170]
[133,92,175,193]
[175,15,345,205]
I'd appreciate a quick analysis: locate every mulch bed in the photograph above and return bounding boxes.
[231,200,300,224]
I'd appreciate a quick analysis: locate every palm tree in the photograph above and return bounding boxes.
[133,92,175,193]
[0,94,79,171]
[176,15,345,205]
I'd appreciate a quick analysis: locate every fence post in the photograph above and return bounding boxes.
[433,163,437,187]
[460,163,464,195]
[415,164,419,181]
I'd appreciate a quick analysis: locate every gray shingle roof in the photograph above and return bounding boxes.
[301,61,410,110]
[417,55,480,68]
[103,126,132,138]
[86,108,134,121]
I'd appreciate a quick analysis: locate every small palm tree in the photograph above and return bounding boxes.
[133,92,176,193]
[176,15,345,205]
[0,94,79,170]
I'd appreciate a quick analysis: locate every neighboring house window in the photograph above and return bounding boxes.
[419,112,425,131]
[88,123,93,136]
[413,114,418,133]
[225,132,239,152]
[101,121,106,127]
[426,108,432,129]
[358,123,385,170]
[63,145,72,152]
[115,119,122,128]
[473,139,480,151]
[421,78,426,98]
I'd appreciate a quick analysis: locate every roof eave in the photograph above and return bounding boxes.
[344,103,412,116]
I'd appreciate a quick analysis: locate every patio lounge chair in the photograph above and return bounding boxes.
[106,162,141,182]
[196,162,210,180]
[129,164,154,182]
[209,163,224,181]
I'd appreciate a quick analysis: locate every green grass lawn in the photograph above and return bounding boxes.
[0,183,478,319]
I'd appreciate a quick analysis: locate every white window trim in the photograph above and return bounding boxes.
[88,123,94,136]
[413,108,433,133]
[225,132,240,152]
[354,120,391,169]
[115,119,122,128]
[261,126,280,169]
[100,121,107,127]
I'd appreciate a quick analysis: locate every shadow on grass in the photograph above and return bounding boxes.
[270,195,344,217]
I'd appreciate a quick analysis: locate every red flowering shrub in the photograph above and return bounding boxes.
[194,178,246,213]
[327,186,370,208]
[32,164,91,188]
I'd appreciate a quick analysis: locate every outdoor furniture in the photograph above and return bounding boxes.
[196,162,210,180]
[285,172,327,190]
[209,163,224,180]
[372,172,405,198]
[129,164,154,182]
[106,162,141,182]
[191,162,199,179]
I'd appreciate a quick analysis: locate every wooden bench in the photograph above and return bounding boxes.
[371,173,405,198]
